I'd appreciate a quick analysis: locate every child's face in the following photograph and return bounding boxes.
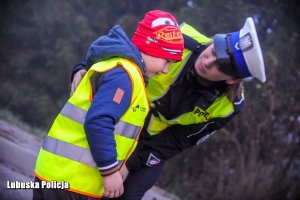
[142,53,175,77]
[194,44,234,82]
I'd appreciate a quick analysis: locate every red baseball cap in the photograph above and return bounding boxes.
[132,10,184,61]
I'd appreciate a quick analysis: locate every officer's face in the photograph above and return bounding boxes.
[194,44,236,82]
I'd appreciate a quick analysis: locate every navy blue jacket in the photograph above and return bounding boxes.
[79,25,146,175]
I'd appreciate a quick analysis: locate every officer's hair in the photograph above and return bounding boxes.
[226,80,244,102]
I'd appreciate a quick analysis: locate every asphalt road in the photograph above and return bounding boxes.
[0,119,178,200]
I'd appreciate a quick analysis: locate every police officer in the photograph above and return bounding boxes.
[71,17,266,200]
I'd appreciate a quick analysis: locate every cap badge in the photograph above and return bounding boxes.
[235,32,253,52]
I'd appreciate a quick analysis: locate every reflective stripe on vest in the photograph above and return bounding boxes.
[60,102,141,139]
[60,101,86,124]
[42,135,97,168]
[42,136,125,169]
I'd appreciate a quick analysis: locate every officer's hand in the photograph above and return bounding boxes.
[102,171,124,198]
[120,165,129,181]
[70,69,86,96]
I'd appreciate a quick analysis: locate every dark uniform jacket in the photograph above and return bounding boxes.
[126,33,244,171]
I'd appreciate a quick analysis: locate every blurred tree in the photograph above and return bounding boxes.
[0,0,165,128]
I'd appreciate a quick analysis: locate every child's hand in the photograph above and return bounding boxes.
[102,171,124,198]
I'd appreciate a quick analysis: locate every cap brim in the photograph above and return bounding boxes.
[240,18,266,82]
[213,34,229,62]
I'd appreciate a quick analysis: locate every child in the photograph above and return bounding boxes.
[33,10,184,200]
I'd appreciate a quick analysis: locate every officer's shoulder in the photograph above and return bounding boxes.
[233,95,245,111]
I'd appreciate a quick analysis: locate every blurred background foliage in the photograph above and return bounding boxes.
[0,0,299,199]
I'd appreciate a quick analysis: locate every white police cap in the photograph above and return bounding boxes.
[214,17,266,82]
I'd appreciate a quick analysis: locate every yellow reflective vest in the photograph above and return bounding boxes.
[146,23,237,136]
[35,57,149,198]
